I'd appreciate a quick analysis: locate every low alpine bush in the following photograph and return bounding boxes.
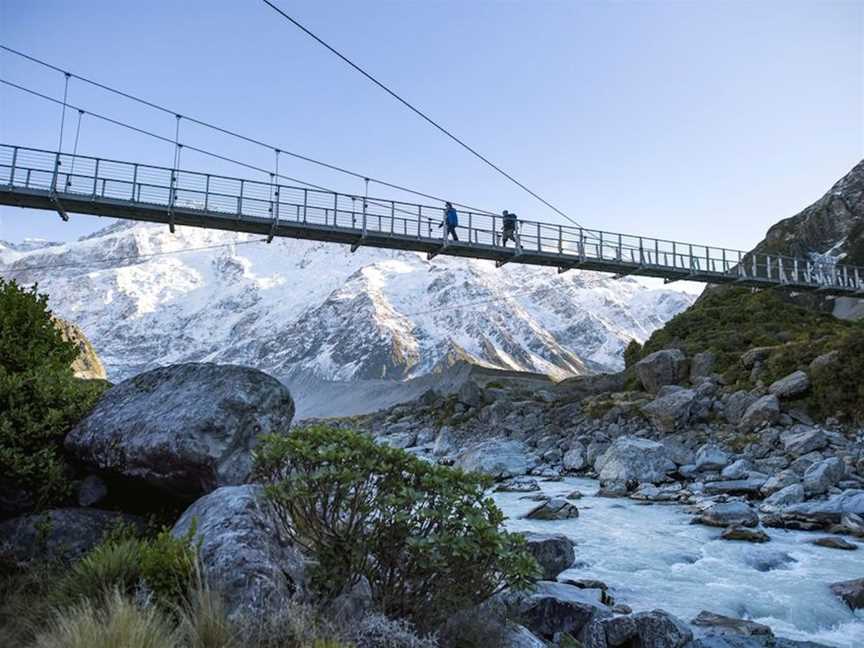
[253,425,539,630]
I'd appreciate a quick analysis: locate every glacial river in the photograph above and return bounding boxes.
[493,477,864,648]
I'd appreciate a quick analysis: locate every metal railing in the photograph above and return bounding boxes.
[0,143,861,293]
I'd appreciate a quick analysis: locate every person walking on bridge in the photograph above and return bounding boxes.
[439,202,459,241]
[501,209,519,247]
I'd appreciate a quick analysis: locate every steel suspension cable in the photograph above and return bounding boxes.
[0,44,497,216]
[260,0,582,228]
[0,78,497,227]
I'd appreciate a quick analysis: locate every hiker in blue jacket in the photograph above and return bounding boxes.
[439,202,459,241]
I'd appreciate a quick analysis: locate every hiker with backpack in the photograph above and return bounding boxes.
[501,209,518,247]
[439,202,459,241]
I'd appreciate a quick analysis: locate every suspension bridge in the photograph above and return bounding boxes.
[1,143,862,297]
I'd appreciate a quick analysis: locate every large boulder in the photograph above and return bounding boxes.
[762,484,805,508]
[641,389,697,433]
[695,444,731,471]
[0,508,143,563]
[631,610,693,648]
[780,426,828,457]
[763,489,864,529]
[517,581,611,639]
[596,436,676,487]
[635,349,689,394]
[521,532,575,580]
[172,485,306,621]
[695,502,759,528]
[691,611,773,637]
[65,363,295,500]
[453,440,538,479]
[723,391,758,426]
[802,458,846,496]
[703,479,766,497]
[768,371,810,399]
[738,395,780,432]
[829,577,864,610]
[563,442,587,472]
[524,498,580,521]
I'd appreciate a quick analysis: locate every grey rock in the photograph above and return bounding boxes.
[767,489,864,528]
[660,438,695,466]
[781,426,828,457]
[691,610,773,637]
[809,350,840,372]
[740,347,774,369]
[695,444,731,471]
[641,389,697,433]
[457,380,484,408]
[600,615,637,646]
[0,508,143,564]
[597,436,676,487]
[696,502,759,528]
[813,536,858,550]
[518,581,610,638]
[760,470,800,496]
[563,441,587,472]
[495,476,541,493]
[768,370,810,399]
[738,395,780,432]
[377,431,417,449]
[66,363,295,500]
[724,391,759,426]
[521,532,575,579]
[586,441,611,469]
[803,457,846,496]
[704,479,766,496]
[721,460,751,480]
[635,349,689,394]
[172,485,306,621]
[454,440,538,479]
[77,475,108,507]
[720,526,770,543]
[432,427,456,457]
[830,577,864,610]
[524,498,580,521]
[762,484,805,508]
[632,609,693,648]
[501,625,546,648]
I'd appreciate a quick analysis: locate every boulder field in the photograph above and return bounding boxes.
[2,357,857,647]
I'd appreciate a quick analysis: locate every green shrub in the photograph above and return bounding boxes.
[0,278,107,506]
[623,339,642,369]
[637,288,861,382]
[254,425,539,629]
[810,330,864,421]
[55,525,198,609]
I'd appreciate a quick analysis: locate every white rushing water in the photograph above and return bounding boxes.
[494,477,864,648]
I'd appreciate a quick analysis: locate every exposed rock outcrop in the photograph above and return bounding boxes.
[66,363,295,500]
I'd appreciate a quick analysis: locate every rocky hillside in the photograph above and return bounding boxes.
[0,221,693,384]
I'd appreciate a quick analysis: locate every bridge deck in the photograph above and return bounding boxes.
[1,144,861,297]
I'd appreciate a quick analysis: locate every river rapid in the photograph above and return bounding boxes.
[493,477,864,648]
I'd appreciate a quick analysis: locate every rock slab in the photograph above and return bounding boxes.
[66,363,295,500]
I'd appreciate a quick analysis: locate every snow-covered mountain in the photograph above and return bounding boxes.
[0,220,694,383]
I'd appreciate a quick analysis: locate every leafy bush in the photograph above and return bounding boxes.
[55,525,198,609]
[623,339,642,369]
[810,330,864,421]
[638,288,861,379]
[254,425,539,629]
[0,278,107,505]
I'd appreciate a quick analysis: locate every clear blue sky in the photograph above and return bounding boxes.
[1,0,862,251]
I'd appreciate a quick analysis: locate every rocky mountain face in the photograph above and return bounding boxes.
[711,158,864,318]
[0,221,693,385]
[53,317,107,380]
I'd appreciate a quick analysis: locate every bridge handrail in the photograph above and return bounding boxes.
[1,143,862,293]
